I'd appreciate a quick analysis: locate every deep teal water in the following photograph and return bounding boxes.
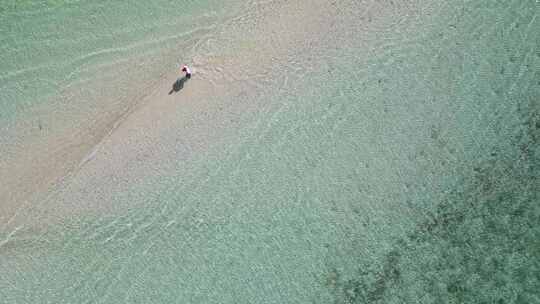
[1,1,539,303]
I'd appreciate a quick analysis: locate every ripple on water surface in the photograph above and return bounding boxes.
[0,1,539,303]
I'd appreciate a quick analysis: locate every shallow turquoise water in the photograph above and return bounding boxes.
[1,1,539,303]
[0,0,240,124]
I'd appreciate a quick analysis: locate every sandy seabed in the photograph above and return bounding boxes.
[1,1,539,303]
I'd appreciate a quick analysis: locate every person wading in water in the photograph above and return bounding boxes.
[181,65,192,79]
[169,64,192,94]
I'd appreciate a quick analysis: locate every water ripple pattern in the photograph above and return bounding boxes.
[0,1,539,303]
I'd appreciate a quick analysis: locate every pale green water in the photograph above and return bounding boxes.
[1,1,539,303]
[0,0,231,120]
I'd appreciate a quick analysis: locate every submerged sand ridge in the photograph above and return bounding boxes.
[0,0,420,231]
[0,5,232,230]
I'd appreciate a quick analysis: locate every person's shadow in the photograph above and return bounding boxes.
[168,76,190,95]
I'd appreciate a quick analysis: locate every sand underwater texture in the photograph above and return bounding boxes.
[0,0,539,303]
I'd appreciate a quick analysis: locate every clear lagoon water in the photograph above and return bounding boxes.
[1,1,539,303]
